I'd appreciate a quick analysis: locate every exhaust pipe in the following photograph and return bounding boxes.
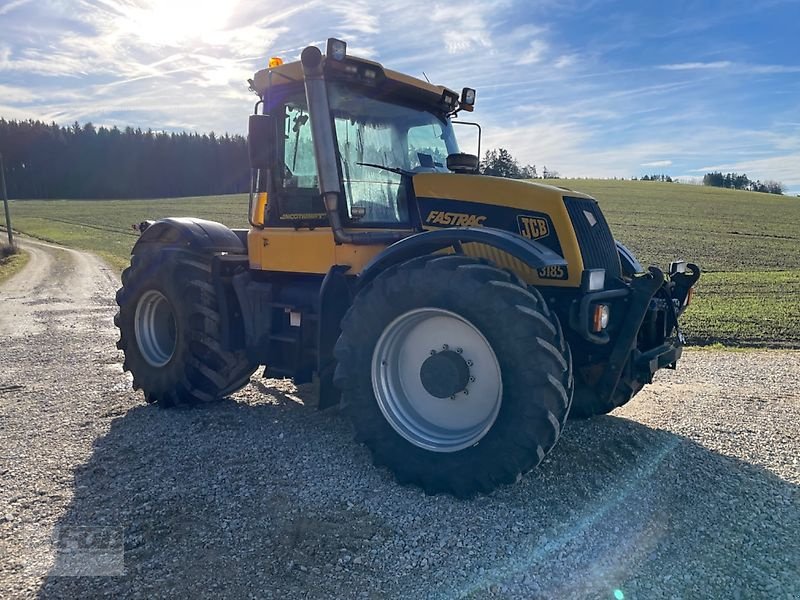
[300,45,406,246]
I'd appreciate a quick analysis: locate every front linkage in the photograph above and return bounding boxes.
[571,261,700,417]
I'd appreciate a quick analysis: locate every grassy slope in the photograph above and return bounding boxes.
[2,181,799,346]
[0,248,30,285]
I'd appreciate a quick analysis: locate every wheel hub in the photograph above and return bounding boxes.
[419,350,470,398]
[371,308,503,453]
[134,289,177,368]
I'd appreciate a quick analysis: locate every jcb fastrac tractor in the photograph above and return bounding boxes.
[115,39,700,496]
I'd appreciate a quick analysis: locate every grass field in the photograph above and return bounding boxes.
[2,180,799,347]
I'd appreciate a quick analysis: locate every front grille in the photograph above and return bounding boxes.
[564,196,621,277]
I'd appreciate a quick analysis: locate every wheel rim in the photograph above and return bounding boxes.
[371,308,502,453]
[134,290,177,368]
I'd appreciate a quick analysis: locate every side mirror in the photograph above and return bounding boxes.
[447,153,480,174]
[248,114,275,169]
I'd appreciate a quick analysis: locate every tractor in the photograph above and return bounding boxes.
[115,39,700,496]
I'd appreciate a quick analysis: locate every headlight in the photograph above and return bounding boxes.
[593,304,610,332]
[582,269,606,292]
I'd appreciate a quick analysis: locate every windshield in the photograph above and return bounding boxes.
[329,83,459,224]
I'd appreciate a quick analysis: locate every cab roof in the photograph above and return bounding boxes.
[250,56,459,109]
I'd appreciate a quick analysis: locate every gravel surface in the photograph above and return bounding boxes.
[1,239,798,599]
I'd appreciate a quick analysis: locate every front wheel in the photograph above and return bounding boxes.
[569,370,645,418]
[334,255,573,497]
[115,249,256,406]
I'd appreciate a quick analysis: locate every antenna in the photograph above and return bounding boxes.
[422,71,431,83]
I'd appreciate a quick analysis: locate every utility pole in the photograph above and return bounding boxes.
[0,153,13,247]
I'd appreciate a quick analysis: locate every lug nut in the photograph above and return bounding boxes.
[469,376,475,382]
[450,395,456,400]
[442,344,449,350]
[466,360,473,367]
[430,350,436,355]
[463,389,469,395]
[456,348,463,354]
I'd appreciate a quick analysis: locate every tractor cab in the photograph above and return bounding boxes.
[246,40,479,266]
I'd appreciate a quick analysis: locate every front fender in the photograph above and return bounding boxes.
[358,227,567,289]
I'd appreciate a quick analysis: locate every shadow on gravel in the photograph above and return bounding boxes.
[38,381,799,599]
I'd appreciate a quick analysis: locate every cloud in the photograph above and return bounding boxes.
[0,0,31,16]
[641,160,673,167]
[516,40,548,65]
[660,61,800,75]
[554,54,577,69]
[660,61,733,70]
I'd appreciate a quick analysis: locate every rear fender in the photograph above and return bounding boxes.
[132,217,247,255]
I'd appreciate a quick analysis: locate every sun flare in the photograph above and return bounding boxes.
[123,0,234,47]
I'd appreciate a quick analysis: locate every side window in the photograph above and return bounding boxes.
[334,117,408,224]
[407,123,450,171]
[283,103,316,189]
[276,99,325,221]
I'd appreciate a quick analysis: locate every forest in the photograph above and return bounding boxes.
[0,119,249,199]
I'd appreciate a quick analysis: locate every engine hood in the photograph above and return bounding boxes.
[411,172,594,287]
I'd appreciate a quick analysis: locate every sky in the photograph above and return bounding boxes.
[1,0,799,193]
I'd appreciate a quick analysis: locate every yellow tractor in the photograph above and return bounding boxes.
[115,39,700,496]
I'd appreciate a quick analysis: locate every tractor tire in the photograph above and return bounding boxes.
[569,370,645,419]
[114,249,256,406]
[333,255,573,497]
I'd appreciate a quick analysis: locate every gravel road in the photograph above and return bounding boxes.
[1,239,798,599]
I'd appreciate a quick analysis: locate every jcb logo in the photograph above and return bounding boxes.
[426,211,487,227]
[517,215,550,240]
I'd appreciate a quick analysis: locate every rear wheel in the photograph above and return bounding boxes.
[334,255,573,497]
[115,249,256,406]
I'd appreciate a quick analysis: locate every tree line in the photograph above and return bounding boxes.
[481,148,560,180]
[702,171,784,195]
[634,174,674,182]
[1,119,788,199]
[0,119,249,199]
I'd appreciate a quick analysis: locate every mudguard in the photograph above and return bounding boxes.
[131,218,246,255]
[358,226,567,289]
[616,240,643,276]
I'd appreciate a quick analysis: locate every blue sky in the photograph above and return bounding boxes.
[1,0,799,192]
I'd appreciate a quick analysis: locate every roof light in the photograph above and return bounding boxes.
[461,87,476,106]
[268,57,284,68]
[327,38,347,61]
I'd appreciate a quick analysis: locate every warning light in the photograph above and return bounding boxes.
[268,57,284,68]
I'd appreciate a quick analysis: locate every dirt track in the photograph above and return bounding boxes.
[0,239,798,599]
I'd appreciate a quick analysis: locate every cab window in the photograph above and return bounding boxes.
[275,93,326,222]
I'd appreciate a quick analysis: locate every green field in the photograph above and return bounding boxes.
[3,180,799,347]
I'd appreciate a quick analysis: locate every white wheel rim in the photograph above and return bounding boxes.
[134,290,177,367]
[371,308,503,453]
